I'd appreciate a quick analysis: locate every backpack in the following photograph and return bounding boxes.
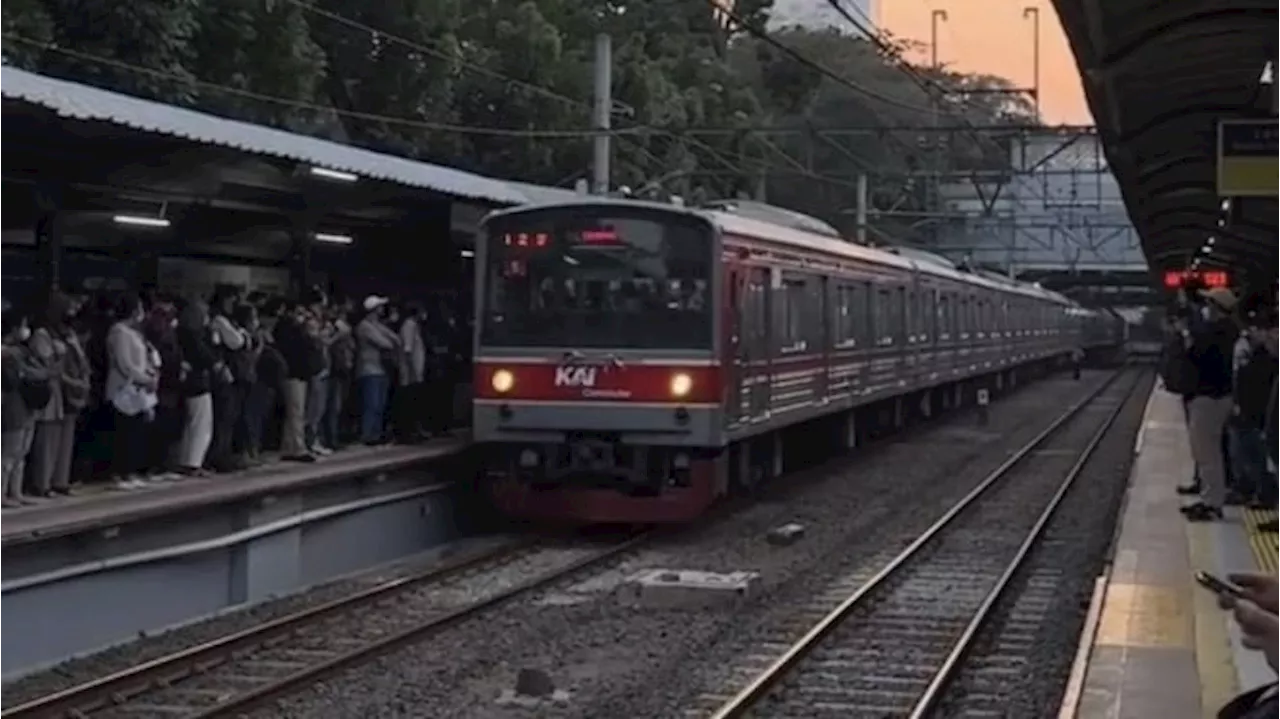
[17,348,52,412]
[1159,336,1197,395]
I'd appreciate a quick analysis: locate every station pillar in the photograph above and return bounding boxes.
[34,184,65,293]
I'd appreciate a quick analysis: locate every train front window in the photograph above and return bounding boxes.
[482,209,713,350]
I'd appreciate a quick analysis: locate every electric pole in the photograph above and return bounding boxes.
[592,33,613,195]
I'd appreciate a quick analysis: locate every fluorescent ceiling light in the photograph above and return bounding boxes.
[309,166,358,182]
[460,249,475,258]
[113,214,171,228]
[314,232,353,244]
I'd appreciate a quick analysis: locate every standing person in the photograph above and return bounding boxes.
[231,303,264,466]
[244,300,286,462]
[274,300,318,463]
[174,300,216,477]
[302,289,334,456]
[2,306,46,506]
[57,301,92,492]
[324,303,356,451]
[142,296,183,479]
[104,293,161,488]
[1163,308,1203,494]
[1181,287,1240,522]
[27,292,89,497]
[208,287,249,472]
[355,296,400,445]
[1229,308,1278,510]
[395,301,428,442]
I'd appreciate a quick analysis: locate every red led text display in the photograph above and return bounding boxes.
[1163,270,1229,289]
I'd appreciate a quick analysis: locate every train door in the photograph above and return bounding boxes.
[747,267,771,420]
[724,264,750,427]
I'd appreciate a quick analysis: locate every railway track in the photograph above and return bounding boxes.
[697,368,1142,719]
[4,532,648,719]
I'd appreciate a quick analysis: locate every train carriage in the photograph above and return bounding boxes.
[472,198,1087,524]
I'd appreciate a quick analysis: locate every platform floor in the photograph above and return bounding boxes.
[0,434,469,546]
[1072,388,1277,719]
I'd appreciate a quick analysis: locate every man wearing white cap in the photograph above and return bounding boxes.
[1180,287,1240,521]
[355,295,400,445]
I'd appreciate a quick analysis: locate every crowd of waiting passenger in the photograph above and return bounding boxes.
[1,286,467,507]
[1158,285,1278,531]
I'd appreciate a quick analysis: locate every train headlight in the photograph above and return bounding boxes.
[670,372,693,398]
[491,369,515,394]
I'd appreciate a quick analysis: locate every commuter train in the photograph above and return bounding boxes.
[471,198,1122,524]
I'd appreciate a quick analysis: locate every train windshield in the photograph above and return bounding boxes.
[481,207,714,350]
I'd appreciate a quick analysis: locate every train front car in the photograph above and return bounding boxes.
[473,200,723,524]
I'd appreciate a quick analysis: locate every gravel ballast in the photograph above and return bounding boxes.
[235,372,1128,719]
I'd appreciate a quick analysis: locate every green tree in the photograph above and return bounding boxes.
[2,0,55,67]
[31,0,202,103]
[190,0,327,128]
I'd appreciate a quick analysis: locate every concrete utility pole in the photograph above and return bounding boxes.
[592,33,613,195]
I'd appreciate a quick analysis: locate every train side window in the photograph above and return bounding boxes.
[906,288,918,343]
[777,276,808,354]
[876,287,892,347]
[834,283,856,349]
[938,292,951,342]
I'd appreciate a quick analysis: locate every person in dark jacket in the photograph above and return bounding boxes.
[1227,307,1277,510]
[274,300,317,462]
[1181,287,1240,521]
[244,300,286,462]
[175,301,216,475]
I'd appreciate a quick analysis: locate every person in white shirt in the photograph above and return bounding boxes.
[105,293,160,487]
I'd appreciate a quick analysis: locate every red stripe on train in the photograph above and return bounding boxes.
[473,362,722,404]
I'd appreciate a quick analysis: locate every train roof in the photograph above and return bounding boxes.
[482,197,1075,306]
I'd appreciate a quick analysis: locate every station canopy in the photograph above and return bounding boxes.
[1052,0,1277,288]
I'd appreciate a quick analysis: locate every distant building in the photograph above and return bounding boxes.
[768,0,878,34]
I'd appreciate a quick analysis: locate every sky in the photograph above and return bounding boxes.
[879,0,1094,126]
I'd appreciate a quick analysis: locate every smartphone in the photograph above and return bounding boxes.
[1195,571,1246,599]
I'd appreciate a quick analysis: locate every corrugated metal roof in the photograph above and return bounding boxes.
[505,180,585,205]
[1,66,530,206]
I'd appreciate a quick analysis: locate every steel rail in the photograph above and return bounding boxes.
[4,538,537,719]
[906,369,1140,717]
[191,531,651,718]
[707,368,1135,719]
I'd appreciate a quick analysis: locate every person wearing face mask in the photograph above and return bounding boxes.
[142,295,183,480]
[2,304,49,506]
[104,293,161,488]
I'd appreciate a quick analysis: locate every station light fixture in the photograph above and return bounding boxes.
[308,166,359,182]
[1220,198,1231,212]
[313,232,354,244]
[112,214,171,228]
[460,249,475,258]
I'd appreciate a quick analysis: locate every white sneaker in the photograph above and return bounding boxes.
[312,444,333,456]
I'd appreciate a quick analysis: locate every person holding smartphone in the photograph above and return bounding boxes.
[1208,572,1278,719]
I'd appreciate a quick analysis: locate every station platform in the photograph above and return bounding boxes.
[1066,388,1277,719]
[1,434,471,547]
[0,433,479,677]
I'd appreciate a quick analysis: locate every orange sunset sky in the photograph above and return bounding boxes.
[879,0,1094,125]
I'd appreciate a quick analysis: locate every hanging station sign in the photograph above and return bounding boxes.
[1216,119,1278,197]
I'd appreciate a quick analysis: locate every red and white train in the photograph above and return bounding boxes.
[472,198,1117,524]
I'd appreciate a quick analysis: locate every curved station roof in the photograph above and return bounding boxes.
[1052,0,1277,286]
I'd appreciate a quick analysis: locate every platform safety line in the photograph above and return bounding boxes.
[1,482,452,594]
[1056,573,1110,719]
[1187,521,1241,719]
[1243,508,1278,574]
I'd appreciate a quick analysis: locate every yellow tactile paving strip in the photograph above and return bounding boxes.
[1243,507,1277,573]
[1094,582,1193,649]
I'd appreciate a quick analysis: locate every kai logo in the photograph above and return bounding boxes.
[554,365,598,388]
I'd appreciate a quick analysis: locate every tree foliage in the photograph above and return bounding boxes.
[2,0,1039,229]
